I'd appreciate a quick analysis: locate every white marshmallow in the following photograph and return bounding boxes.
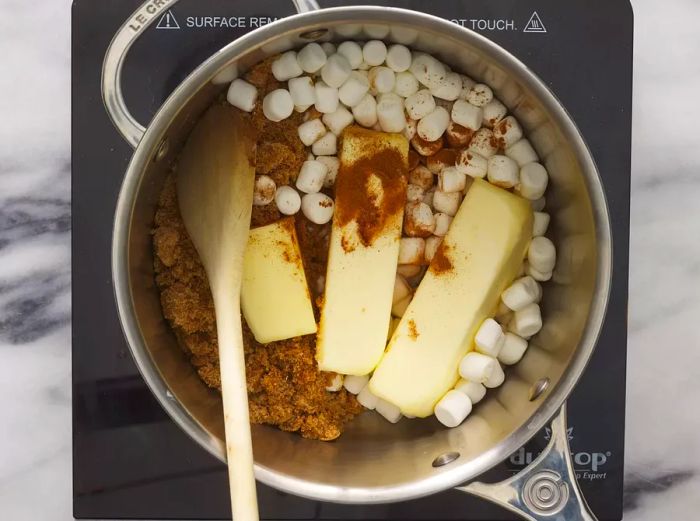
[487,155,519,188]
[519,163,549,200]
[337,41,364,69]
[297,119,327,146]
[475,318,505,358]
[469,128,499,158]
[389,26,419,45]
[394,71,420,97]
[397,264,421,278]
[510,303,542,338]
[430,72,462,101]
[502,276,540,311]
[322,106,354,135]
[314,81,340,114]
[253,175,276,206]
[434,390,473,428]
[498,333,528,365]
[317,156,340,187]
[375,399,402,423]
[411,134,444,157]
[325,373,344,392]
[459,75,476,99]
[343,374,369,394]
[409,165,434,190]
[363,23,390,39]
[452,100,483,131]
[321,42,336,56]
[422,188,436,207]
[528,236,556,273]
[467,83,494,107]
[352,93,378,127]
[406,184,425,203]
[455,379,487,405]
[494,116,523,148]
[296,160,328,193]
[301,192,335,225]
[404,202,435,237]
[271,51,303,81]
[424,236,442,263]
[321,53,352,88]
[338,71,370,107]
[459,352,498,384]
[335,24,362,38]
[262,89,294,122]
[376,93,406,133]
[409,53,447,90]
[398,237,426,265]
[297,42,327,73]
[288,76,316,108]
[405,89,436,121]
[482,99,508,128]
[533,212,550,237]
[505,139,538,167]
[368,66,396,94]
[432,190,461,216]
[312,132,337,156]
[438,166,467,193]
[484,362,505,389]
[362,40,388,66]
[526,262,553,282]
[417,106,450,142]
[433,212,453,237]
[357,384,380,409]
[403,118,417,141]
[385,44,412,72]
[274,185,301,215]
[456,149,488,179]
[226,79,257,112]
[393,274,412,304]
[531,196,546,212]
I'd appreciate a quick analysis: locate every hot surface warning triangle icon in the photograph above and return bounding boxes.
[523,11,546,33]
[156,10,180,30]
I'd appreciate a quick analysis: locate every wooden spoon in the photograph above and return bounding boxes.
[176,104,258,521]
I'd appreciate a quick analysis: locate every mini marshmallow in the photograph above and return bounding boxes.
[446,122,473,148]
[422,188,436,207]
[406,184,425,203]
[409,165,434,190]
[317,156,340,187]
[432,190,461,216]
[410,53,447,90]
[363,23,390,39]
[434,390,473,428]
[456,149,488,178]
[494,116,523,148]
[459,352,498,383]
[469,128,499,158]
[438,166,467,193]
[344,374,369,394]
[394,71,420,97]
[312,132,337,156]
[487,155,519,188]
[484,362,505,389]
[393,274,412,304]
[505,139,539,167]
[533,212,550,237]
[528,236,556,273]
[288,76,316,108]
[335,24,362,38]
[368,66,396,94]
[390,26,419,45]
[253,175,276,206]
[411,134,444,156]
[322,106,354,135]
[502,276,540,311]
[321,53,352,88]
[338,71,370,107]
[454,379,487,404]
[424,236,442,263]
[357,384,380,410]
[433,212,453,237]
[352,93,378,127]
[227,79,257,112]
[392,294,412,317]
[510,303,542,338]
[362,40,388,66]
[482,99,508,128]
[262,89,294,122]
[430,71,462,101]
[301,192,335,225]
[398,237,426,265]
[296,160,328,193]
[377,93,406,133]
[314,81,340,114]
[498,333,528,365]
[475,318,505,358]
[467,83,494,107]
[357,61,371,71]
[337,41,364,69]
[385,44,412,72]
[519,163,549,200]
[321,42,336,56]
[403,118,417,141]
[297,119,327,146]
[325,373,344,392]
[531,196,546,212]
[452,99,483,131]
[527,262,552,282]
[417,106,450,142]
[375,399,402,423]
[426,149,457,174]
[405,89,436,120]
[274,185,301,215]
[459,75,476,99]
[397,264,421,278]
[297,42,327,73]
[271,51,303,81]
[404,202,435,237]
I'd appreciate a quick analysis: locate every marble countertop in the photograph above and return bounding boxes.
[1,0,699,518]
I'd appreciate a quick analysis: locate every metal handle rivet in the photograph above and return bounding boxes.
[299,28,328,40]
[528,377,550,401]
[155,138,170,162]
[432,451,460,468]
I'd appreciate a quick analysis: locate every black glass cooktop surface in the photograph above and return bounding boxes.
[72,0,632,519]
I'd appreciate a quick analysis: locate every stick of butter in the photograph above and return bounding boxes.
[370,179,533,417]
[316,127,408,375]
[241,217,317,344]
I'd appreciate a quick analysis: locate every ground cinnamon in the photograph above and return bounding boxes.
[430,241,455,275]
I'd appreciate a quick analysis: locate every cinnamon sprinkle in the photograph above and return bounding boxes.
[430,242,454,275]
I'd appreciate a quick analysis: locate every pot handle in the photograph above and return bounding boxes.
[101,0,321,148]
[456,404,597,521]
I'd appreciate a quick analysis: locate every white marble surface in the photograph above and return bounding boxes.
[0,0,699,519]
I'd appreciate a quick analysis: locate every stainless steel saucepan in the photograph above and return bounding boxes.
[104,0,612,519]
